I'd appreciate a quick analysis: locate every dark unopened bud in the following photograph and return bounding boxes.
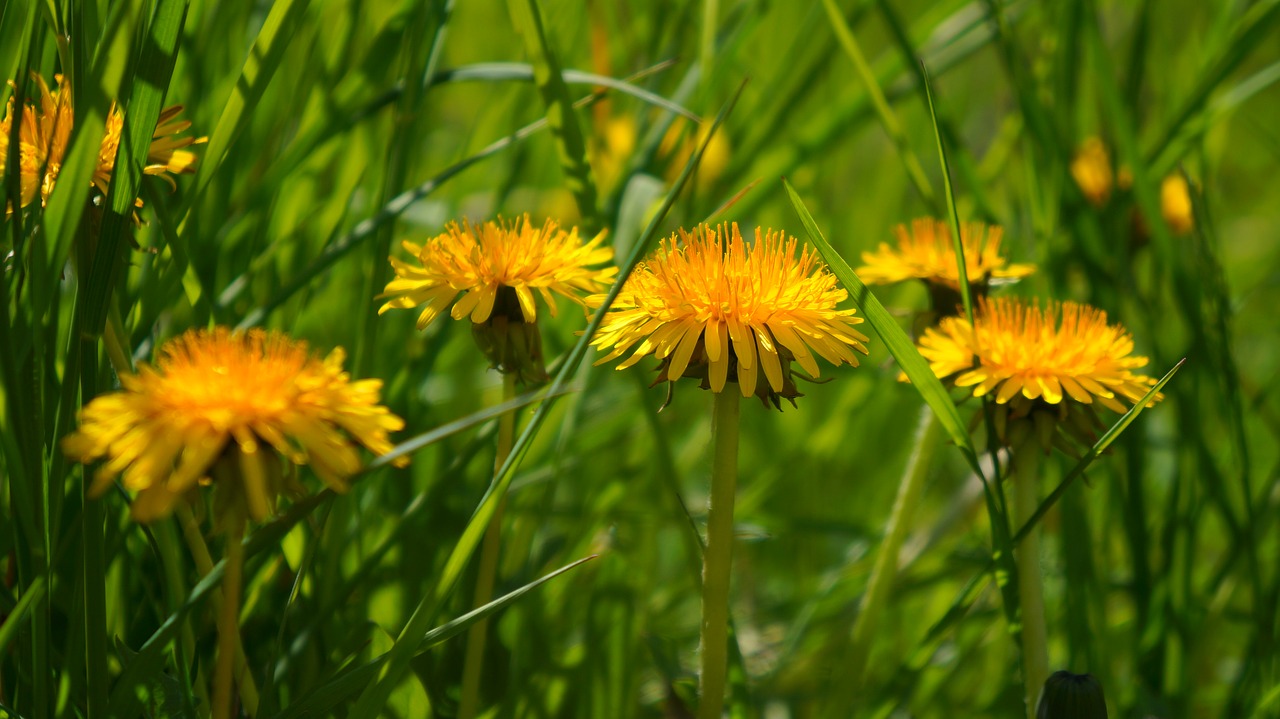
[1037,671,1107,719]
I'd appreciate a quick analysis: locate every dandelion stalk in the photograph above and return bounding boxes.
[1013,439,1049,717]
[846,408,942,692]
[459,371,519,719]
[176,505,260,717]
[212,508,247,719]
[699,388,740,719]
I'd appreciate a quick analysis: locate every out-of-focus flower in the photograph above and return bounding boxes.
[1071,137,1114,207]
[1,74,204,212]
[62,328,405,523]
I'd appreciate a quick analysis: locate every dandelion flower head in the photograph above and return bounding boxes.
[857,218,1034,290]
[918,296,1160,448]
[62,328,405,522]
[378,215,617,330]
[591,223,870,406]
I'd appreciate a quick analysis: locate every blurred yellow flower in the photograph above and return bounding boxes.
[857,218,1034,290]
[62,328,405,523]
[919,296,1159,415]
[1161,174,1194,235]
[1070,137,1113,207]
[591,223,869,406]
[0,74,204,211]
[591,115,730,192]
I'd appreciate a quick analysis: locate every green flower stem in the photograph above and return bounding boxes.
[176,505,260,717]
[699,388,741,719]
[1013,439,1049,717]
[213,509,247,719]
[458,371,519,719]
[846,408,942,694]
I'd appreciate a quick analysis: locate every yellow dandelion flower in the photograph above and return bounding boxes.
[591,223,869,405]
[62,328,405,523]
[379,215,616,329]
[919,296,1159,417]
[857,218,1035,290]
[0,74,204,212]
[378,215,616,381]
[1071,137,1114,207]
[1161,174,1194,235]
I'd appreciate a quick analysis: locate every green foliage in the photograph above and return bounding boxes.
[2,0,1278,717]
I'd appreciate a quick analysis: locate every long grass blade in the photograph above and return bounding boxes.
[782,178,982,476]
[507,0,600,230]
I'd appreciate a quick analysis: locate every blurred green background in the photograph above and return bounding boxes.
[2,0,1279,717]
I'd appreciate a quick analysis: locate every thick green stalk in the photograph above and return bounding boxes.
[699,389,740,719]
[213,511,247,719]
[458,372,519,719]
[1014,440,1049,717]
[844,409,941,698]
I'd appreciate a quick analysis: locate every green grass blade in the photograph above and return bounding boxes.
[1012,359,1184,544]
[920,62,973,324]
[41,0,141,292]
[436,63,698,121]
[189,0,312,201]
[507,0,600,231]
[822,0,937,211]
[345,81,745,719]
[0,575,45,657]
[782,178,982,476]
[82,0,188,337]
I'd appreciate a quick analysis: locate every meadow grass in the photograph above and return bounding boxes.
[2,0,1279,717]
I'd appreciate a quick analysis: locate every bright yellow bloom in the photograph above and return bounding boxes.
[919,296,1159,415]
[0,74,203,212]
[857,218,1034,290]
[378,215,617,330]
[1071,137,1114,207]
[591,223,869,405]
[1161,174,1194,235]
[62,328,405,523]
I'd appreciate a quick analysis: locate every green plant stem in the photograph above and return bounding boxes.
[1013,440,1049,717]
[213,510,247,719]
[699,389,741,719]
[177,505,260,717]
[845,409,941,698]
[458,371,519,719]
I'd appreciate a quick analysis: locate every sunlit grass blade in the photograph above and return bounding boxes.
[189,0,312,201]
[346,80,746,719]
[364,384,573,471]
[41,0,141,290]
[782,178,981,476]
[919,62,973,324]
[274,555,599,719]
[507,0,600,230]
[436,62,698,121]
[821,0,937,211]
[82,0,188,336]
